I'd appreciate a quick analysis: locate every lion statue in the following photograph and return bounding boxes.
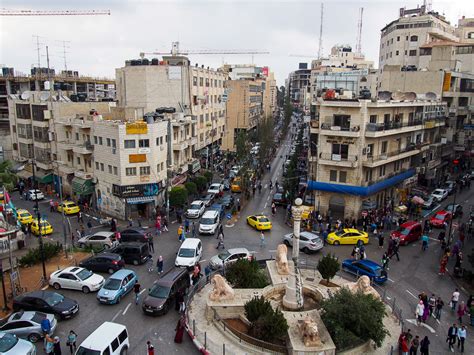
[299,316,322,347]
[344,275,380,299]
[276,244,289,275]
[208,274,235,301]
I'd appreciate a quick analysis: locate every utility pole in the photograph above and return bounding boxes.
[165,117,172,221]
[32,35,43,68]
[31,160,47,283]
[447,159,459,246]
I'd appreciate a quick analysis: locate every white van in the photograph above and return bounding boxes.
[175,238,202,268]
[76,322,129,355]
[199,210,220,235]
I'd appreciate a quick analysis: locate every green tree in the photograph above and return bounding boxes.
[235,130,248,163]
[192,176,208,192]
[317,253,340,284]
[203,170,213,183]
[244,296,273,323]
[244,296,289,342]
[321,287,388,349]
[184,182,197,196]
[226,259,269,288]
[169,186,188,208]
[0,160,18,192]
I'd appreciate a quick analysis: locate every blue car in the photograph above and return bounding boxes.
[97,269,138,304]
[341,259,387,284]
[209,203,225,219]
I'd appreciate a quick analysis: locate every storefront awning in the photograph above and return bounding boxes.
[16,170,33,179]
[72,177,94,195]
[126,196,156,205]
[37,174,53,184]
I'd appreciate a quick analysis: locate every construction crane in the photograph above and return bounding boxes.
[317,3,324,59]
[355,7,364,55]
[0,9,110,16]
[288,54,315,58]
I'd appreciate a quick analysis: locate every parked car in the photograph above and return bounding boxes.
[444,181,456,195]
[119,227,149,243]
[97,269,138,304]
[0,332,36,354]
[0,310,57,343]
[221,195,234,209]
[201,193,215,207]
[208,203,225,219]
[390,221,422,245]
[429,210,452,228]
[207,183,224,196]
[283,231,324,253]
[341,259,387,284]
[27,189,44,200]
[422,196,436,210]
[175,238,202,268]
[49,266,104,293]
[209,248,252,270]
[79,253,125,274]
[77,231,118,249]
[222,179,231,191]
[326,228,369,245]
[430,188,448,202]
[246,215,272,231]
[199,210,221,235]
[272,192,287,206]
[446,204,463,218]
[142,268,190,315]
[76,322,129,355]
[186,200,206,218]
[108,242,149,265]
[16,209,33,225]
[12,291,79,320]
[57,201,80,215]
[30,219,53,236]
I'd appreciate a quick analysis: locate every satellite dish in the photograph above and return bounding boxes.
[40,91,50,101]
[20,91,30,100]
[425,92,437,100]
[404,92,417,101]
[392,91,406,101]
[377,91,392,101]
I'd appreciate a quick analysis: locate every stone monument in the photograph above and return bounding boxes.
[275,244,290,275]
[299,316,322,347]
[282,198,304,310]
[208,274,235,301]
[343,275,381,299]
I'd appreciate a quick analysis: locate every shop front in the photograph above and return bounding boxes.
[112,182,162,219]
[72,176,95,205]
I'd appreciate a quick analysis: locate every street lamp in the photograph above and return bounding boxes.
[447,159,459,246]
[31,160,47,283]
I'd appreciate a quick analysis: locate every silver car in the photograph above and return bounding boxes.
[283,231,324,253]
[77,231,118,249]
[0,310,56,343]
[209,248,252,270]
[0,332,36,354]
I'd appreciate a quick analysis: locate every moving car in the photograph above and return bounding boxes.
[186,200,206,218]
[119,227,149,243]
[97,269,138,304]
[77,231,118,249]
[0,332,36,354]
[222,179,231,191]
[12,291,79,320]
[0,310,57,343]
[446,204,463,218]
[108,242,149,265]
[326,228,369,245]
[221,195,234,209]
[76,322,129,355]
[430,210,452,228]
[283,231,324,253]
[142,268,190,315]
[209,248,252,270]
[30,219,53,236]
[444,181,456,195]
[199,210,221,235]
[201,193,215,207]
[16,209,33,225]
[341,259,387,284]
[208,203,225,219]
[207,183,224,196]
[390,221,422,245]
[246,215,272,231]
[175,238,202,267]
[272,192,287,206]
[422,196,436,210]
[49,266,104,293]
[27,189,44,200]
[231,177,242,193]
[79,253,125,274]
[430,188,448,202]
[57,201,80,215]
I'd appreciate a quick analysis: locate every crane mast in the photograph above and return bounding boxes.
[355,7,364,55]
[0,9,110,16]
[317,3,324,59]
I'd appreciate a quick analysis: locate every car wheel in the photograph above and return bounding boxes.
[53,282,61,290]
[104,244,110,249]
[116,295,121,304]
[28,333,41,343]
[133,259,139,266]
[108,268,115,274]
[334,241,340,246]
[163,303,169,315]
[302,247,310,254]
[82,286,90,294]
[283,240,290,247]
[120,346,128,355]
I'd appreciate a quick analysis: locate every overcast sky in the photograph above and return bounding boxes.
[1,0,473,85]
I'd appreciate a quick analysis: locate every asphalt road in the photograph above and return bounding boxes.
[9,125,474,354]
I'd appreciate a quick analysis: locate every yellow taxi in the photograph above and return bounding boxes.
[327,228,368,245]
[231,177,242,193]
[30,219,53,236]
[247,215,272,231]
[17,209,33,225]
[57,201,80,215]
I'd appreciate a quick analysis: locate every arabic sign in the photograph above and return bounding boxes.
[126,121,148,135]
[112,183,160,198]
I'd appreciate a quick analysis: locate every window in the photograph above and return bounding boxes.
[369,115,377,123]
[16,104,31,119]
[77,157,81,165]
[138,139,149,148]
[367,143,374,157]
[405,50,407,55]
[394,161,401,171]
[379,165,386,177]
[391,38,393,44]
[31,105,47,121]
[111,338,119,352]
[396,50,399,56]
[125,167,136,176]
[193,76,198,86]
[106,138,111,147]
[111,139,116,148]
[409,50,417,56]
[339,171,347,183]
[199,77,203,86]
[108,165,112,174]
[330,170,337,182]
[140,166,150,175]
[118,330,128,344]
[113,166,118,175]
[94,136,98,144]
[397,36,400,41]
[98,137,103,145]
[100,163,104,171]
[333,114,351,130]
[410,35,418,42]
[381,141,388,154]
[406,35,409,41]
[75,133,79,141]
[331,144,349,159]
[95,162,99,170]
[124,140,135,149]
[365,169,373,182]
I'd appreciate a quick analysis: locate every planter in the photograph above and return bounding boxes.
[319,280,340,288]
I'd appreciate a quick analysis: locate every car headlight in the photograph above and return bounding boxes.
[61,310,70,314]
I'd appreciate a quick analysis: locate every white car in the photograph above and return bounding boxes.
[0,332,36,355]
[49,266,104,293]
[283,231,324,254]
[186,200,206,218]
[207,183,223,195]
[209,248,252,270]
[175,238,202,267]
[430,188,448,202]
[27,189,44,200]
[77,231,118,249]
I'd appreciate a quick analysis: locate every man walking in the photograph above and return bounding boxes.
[451,288,460,311]
[260,231,265,248]
[428,294,436,317]
[148,234,154,253]
[457,325,466,353]
[447,323,458,352]
[134,282,141,305]
[435,297,444,320]
[216,232,224,249]
[156,255,163,274]
[391,238,401,261]
[77,211,83,223]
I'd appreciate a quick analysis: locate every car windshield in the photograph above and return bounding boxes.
[178,248,195,257]
[31,312,47,324]
[65,203,75,207]
[149,285,171,298]
[190,203,201,210]
[435,214,445,220]
[335,230,346,236]
[258,217,269,223]
[433,190,443,194]
[0,333,19,352]
[45,293,64,306]
[103,278,122,290]
[210,185,220,189]
[399,228,410,236]
[76,269,93,281]
[19,213,30,218]
[40,222,50,227]
[76,347,101,355]
[218,251,231,260]
[201,218,215,225]
[274,193,282,199]
[446,205,455,211]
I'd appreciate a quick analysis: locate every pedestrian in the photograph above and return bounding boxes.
[155,219,161,236]
[457,301,468,323]
[381,252,390,271]
[359,244,366,260]
[451,288,460,311]
[77,211,83,223]
[351,246,359,259]
[378,232,384,248]
[457,324,466,353]
[421,234,429,251]
[50,199,55,212]
[41,313,52,335]
[416,300,424,326]
[216,232,224,249]
[137,216,142,227]
[174,314,186,343]
[53,336,62,355]
[447,323,458,352]
[218,223,224,238]
[419,336,430,355]
[176,289,185,313]
[162,216,169,232]
[110,218,117,232]
[80,225,85,238]
[177,225,183,241]
[134,282,141,305]
[147,341,155,355]
[156,255,163,274]
[428,294,436,317]
[128,217,133,227]
[147,254,154,272]
[75,229,81,244]
[439,253,449,275]
[148,234,154,253]
[66,330,77,354]
[391,238,400,261]
[271,202,276,215]
[87,219,93,235]
[45,334,55,355]
[237,198,241,212]
[260,231,265,247]
[401,334,409,355]
[409,335,420,355]
[185,219,190,233]
[205,264,211,282]
[435,297,444,320]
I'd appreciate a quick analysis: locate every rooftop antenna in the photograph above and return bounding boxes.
[57,40,71,72]
[317,3,324,59]
[355,7,364,55]
[32,35,44,68]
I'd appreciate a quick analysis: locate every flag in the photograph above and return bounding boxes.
[4,190,10,204]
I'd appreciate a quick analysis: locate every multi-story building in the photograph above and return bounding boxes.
[312,45,374,70]
[287,64,312,109]
[115,56,227,159]
[307,98,447,218]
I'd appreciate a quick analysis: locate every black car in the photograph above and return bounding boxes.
[13,291,79,320]
[201,193,215,207]
[272,192,287,206]
[79,253,125,274]
[221,195,234,209]
[119,227,149,243]
[109,242,149,265]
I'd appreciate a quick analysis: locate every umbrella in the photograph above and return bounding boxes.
[412,196,425,204]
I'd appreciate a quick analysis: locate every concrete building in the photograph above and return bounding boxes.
[308,98,447,218]
[287,64,312,109]
[312,45,374,70]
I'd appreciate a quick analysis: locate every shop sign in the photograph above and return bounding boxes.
[129,154,146,163]
[138,148,151,154]
[126,121,148,135]
[188,160,201,174]
[112,183,160,198]
[140,175,150,182]
[171,173,187,187]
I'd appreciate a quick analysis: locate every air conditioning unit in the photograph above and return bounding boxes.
[365,146,371,154]
[420,167,426,174]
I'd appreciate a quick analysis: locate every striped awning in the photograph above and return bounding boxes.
[126,196,156,205]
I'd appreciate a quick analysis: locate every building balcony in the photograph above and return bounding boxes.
[424,117,446,129]
[73,143,94,155]
[18,135,33,143]
[57,141,75,151]
[427,27,458,42]
[363,146,420,168]
[365,120,423,138]
[173,141,189,151]
[318,152,359,168]
[320,123,361,137]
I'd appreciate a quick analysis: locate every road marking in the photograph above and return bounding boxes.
[139,289,146,295]
[122,303,131,315]
[225,223,235,228]
[111,309,122,322]
[41,285,49,290]
[387,278,395,282]
[406,290,418,300]
[405,319,436,333]
[264,202,267,209]
[436,318,440,324]
[386,296,391,300]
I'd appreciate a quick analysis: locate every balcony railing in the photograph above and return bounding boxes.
[319,152,358,162]
[365,145,418,163]
[366,119,423,132]
[321,123,361,132]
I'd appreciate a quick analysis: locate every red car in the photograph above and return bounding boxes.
[429,210,452,228]
[390,221,422,245]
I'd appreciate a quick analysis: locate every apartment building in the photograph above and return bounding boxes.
[307,98,447,218]
[287,63,312,109]
[312,45,374,70]
[115,57,227,158]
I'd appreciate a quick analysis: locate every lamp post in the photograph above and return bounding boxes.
[447,159,459,246]
[31,160,47,283]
